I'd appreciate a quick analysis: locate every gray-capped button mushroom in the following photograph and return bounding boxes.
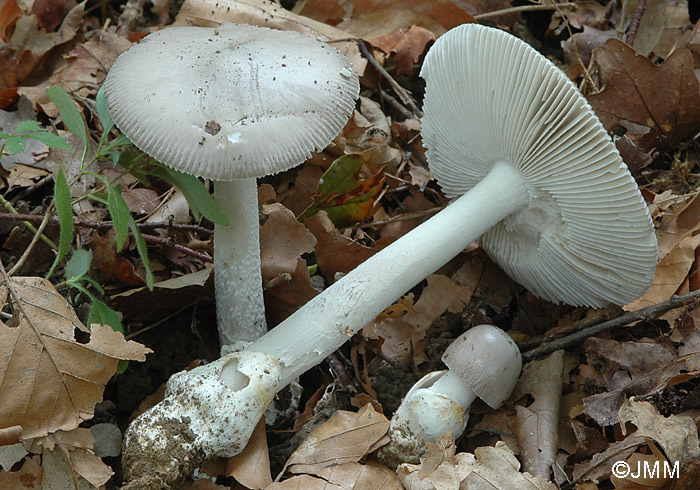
[380,325,521,465]
[104,23,359,353]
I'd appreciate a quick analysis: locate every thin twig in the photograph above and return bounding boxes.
[139,232,213,263]
[380,90,416,120]
[522,289,700,362]
[0,213,214,235]
[356,39,423,118]
[553,2,596,91]
[0,212,213,263]
[7,208,54,276]
[625,0,647,46]
[125,303,197,340]
[473,2,577,19]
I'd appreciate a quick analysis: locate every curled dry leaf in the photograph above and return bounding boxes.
[368,25,436,76]
[226,418,272,490]
[512,350,566,480]
[283,403,390,476]
[0,276,152,439]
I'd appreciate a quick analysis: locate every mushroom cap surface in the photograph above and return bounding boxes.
[441,324,522,409]
[104,23,359,180]
[420,24,657,307]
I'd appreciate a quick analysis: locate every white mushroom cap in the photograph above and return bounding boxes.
[441,324,522,409]
[420,24,657,307]
[104,23,359,180]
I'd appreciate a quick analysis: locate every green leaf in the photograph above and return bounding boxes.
[151,164,230,226]
[15,120,42,132]
[65,249,92,281]
[89,297,123,334]
[108,184,131,252]
[128,218,154,290]
[46,87,87,145]
[46,167,74,279]
[318,154,366,194]
[96,86,114,133]
[3,135,26,154]
[27,131,71,149]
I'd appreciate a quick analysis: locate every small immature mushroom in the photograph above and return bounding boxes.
[122,24,657,487]
[379,325,522,465]
[104,23,359,353]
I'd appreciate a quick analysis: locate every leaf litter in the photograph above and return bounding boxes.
[2,0,700,489]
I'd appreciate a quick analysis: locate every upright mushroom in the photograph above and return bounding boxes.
[122,24,657,488]
[104,23,359,353]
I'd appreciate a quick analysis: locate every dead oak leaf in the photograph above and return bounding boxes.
[587,40,700,165]
[0,276,152,440]
[369,25,435,76]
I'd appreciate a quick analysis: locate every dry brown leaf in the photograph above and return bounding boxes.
[305,211,393,280]
[572,435,646,484]
[36,428,113,488]
[398,440,556,490]
[0,276,152,439]
[1,1,84,109]
[267,474,345,489]
[618,398,700,463]
[284,404,390,475]
[173,0,365,76]
[315,462,402,489]
[631,0,667,56]
[296,0,473,31]
[226,418,272,489]
[512,351,565,480]
[0,453,42,489]
[368,25,435,76]
[260,203,317,282]
[581,337,687,426]
[609,452,671,489]
[587,40,700,171]
[363,274,472,364]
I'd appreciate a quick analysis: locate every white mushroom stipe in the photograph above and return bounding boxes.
[121,351,280,490]
[103,23,359,353]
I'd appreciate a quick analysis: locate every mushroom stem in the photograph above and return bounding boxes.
[247,160,528,387]
[214,178,267,353]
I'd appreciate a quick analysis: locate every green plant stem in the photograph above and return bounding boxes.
[8,208,54,276]
[0,194,58,250]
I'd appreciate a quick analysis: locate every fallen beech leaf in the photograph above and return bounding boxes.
[284,404,390,475]
[588,40,700,164]
[0,276,152,439]
[513,351,565,480]
[618,398,700,463]
[226,418,271,489]
[572,435,646,483]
